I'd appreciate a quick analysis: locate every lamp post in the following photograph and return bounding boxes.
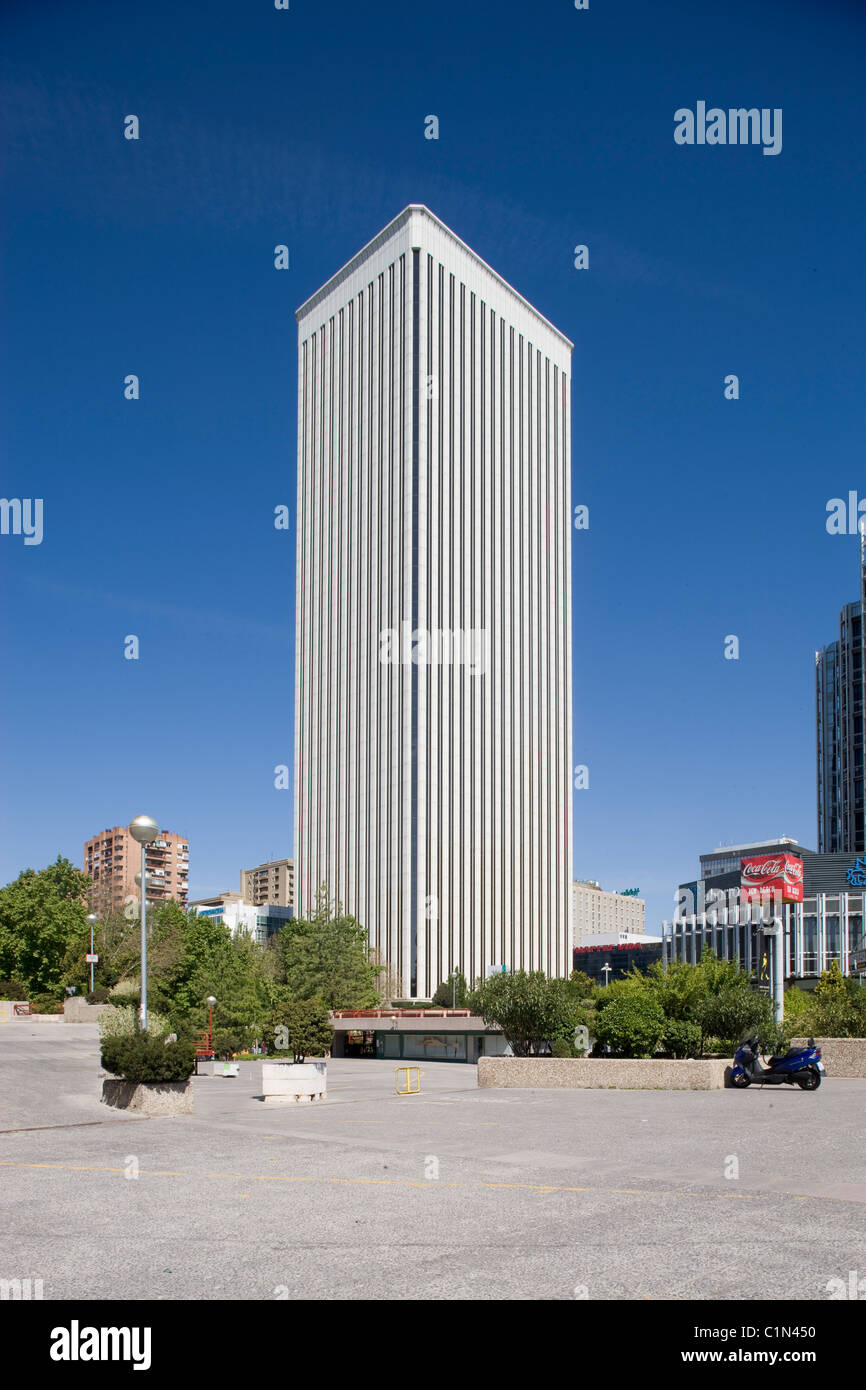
[762,916,785,1025]
[128,815,159,1029]
[206,995,216,1055]
[601,963,612,987]
[85,914,98,994]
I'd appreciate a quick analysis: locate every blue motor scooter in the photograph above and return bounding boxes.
[730,1034,824,1090]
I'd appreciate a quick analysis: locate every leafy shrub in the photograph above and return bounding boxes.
[29,993,64,1014]
[98,1004,170,1041]
[661,1019,701,1059]
[594,993,665,1058]
[696,987,775,1051]
[86,988,110,1005]
[101,1030,195,1083]
[0,978,28,1001]
[551,1036,578,1058]
[109,979,140,1000]
[593,975,644,1013]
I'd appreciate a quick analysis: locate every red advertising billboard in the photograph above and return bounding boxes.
[740,853,804,903]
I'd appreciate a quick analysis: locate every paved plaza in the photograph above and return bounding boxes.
[1,1023,865,1300]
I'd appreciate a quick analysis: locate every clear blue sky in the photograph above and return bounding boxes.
[1,0,864,937]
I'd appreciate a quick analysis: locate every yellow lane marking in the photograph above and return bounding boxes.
[0,1160,812,1204]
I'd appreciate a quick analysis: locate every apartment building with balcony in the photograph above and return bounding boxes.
[241,858,294,908]
[83,826,190,914]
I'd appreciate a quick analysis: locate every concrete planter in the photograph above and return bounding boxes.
[101,1078,194,1114]
[261,1059,327,1104]
[208,1061,240,1077]
[478,1057,729,1090]
[791,1038,866,1078]
[0,1001,29,1023]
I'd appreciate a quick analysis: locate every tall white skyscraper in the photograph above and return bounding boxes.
[294,205,573,997]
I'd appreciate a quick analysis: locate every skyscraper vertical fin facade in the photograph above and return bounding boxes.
[295,207,573,997]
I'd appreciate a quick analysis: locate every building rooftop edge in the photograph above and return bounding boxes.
[701,838,799,858]
[295,204,574,351]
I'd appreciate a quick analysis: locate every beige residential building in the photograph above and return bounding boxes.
[84,826,190,914]
[241,858,294,908]
[572,879,644,945]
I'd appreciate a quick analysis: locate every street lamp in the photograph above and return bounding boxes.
[206,996,216,1054]
[85,913,98,994]
[601,963,612,987]
[128,815,159,1029]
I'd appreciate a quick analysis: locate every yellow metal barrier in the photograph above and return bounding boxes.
[395,1066,421,1095]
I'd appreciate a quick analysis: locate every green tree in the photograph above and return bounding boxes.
[568,970,598,1000]
[0,857,91,996]
[431,970,469,1008]
[593,972,644,1013]
[549,976,595,1044]
[636,959,708,1021]
[810,961,864,1038]
[99,904,272,1044]
[783,985,815,1032]
[470,970,581,1056]
[275,885,382,1010]
[268,998,334,1063]
[61,905,142,993]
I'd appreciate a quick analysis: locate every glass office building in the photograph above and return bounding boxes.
[816,535,866,854]
[669,893,866,981]
[671,838,866,981]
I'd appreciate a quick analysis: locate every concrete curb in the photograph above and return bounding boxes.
[791,1038,866,1078]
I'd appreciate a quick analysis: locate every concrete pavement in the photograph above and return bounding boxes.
[1,1023,865,1300]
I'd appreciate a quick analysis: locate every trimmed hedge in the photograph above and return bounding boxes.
[101,1031,195,1083]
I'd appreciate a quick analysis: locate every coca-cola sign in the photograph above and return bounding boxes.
[740,853,804,903]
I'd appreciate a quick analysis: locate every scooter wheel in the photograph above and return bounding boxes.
[797,1069,821,1091]
[731,1071,751,1088]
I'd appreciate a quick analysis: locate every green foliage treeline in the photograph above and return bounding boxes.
[784,961,866,1039]
[0,862,381,1055]
[5,859,866,1058]
[591,953,780,1057]
[464,951,865,1058]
